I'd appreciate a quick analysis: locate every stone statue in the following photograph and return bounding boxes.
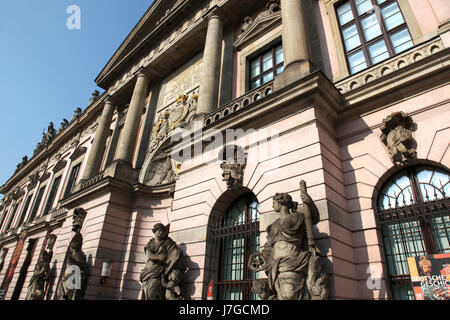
[26,234,56,300]
[15,156,28,172]
[55,208,87,300]
[58,119,69,133]
[71,107,83,122]
[161,268,187,300]
[380,111,417,166]
[140,223,182,300]
[248,180,328,300]
[220,145,246,191]
[89,90,100,104]
[33,122,57,155]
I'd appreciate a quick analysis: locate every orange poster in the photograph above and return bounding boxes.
[407,253,450,300]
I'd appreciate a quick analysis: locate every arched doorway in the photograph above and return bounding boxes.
[207,192,261,300]
[375,165,450,299]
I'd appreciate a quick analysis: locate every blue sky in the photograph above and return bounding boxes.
[0,0,153,197]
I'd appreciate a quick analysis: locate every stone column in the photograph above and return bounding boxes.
[82,97,115,180]
[115,71,150,166]
[196,10,223,116]
[277,0,312,83]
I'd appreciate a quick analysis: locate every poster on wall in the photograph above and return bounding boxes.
[407,253,450,300]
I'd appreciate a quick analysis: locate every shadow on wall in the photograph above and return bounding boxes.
[46,260,58,300]
[179,243,200,300]
[339,116,389,300]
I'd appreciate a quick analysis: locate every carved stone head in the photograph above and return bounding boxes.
[380,111,417,166]
[72,208,87,233]
[219,145,246,191]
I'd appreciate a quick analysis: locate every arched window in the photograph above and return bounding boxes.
[376,165,450,300]
[209,193,261,300]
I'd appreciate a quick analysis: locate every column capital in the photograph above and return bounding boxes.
[202,5,224,22]
[134,68,151,80]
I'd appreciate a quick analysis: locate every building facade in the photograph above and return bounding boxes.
[0,0,449,300]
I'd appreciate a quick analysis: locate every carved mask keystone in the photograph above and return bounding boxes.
[219,145,246,191]
[380,111,417,166]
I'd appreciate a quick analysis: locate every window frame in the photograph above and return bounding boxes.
[210,193,261,300]
[327,0,421,79]
[248,43,284,92]
[42,175,62,216]
[375,165,450,300]
[28,185,47,223]
[336,0,414,74]
[16,193,33,227]
[64,163,81,198]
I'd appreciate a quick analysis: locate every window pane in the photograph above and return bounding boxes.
[250,59,260,78]
[263,71,273,84]
[262,51,273,72]
[275,45,284,65]
[348,50,367,74]
[250,79,260,91]
[382,2,405,31]
[337,2,354,26]
[377,0,388,4]
[342,24,361,51]
[368,39,389,64]
[355,0,373,16]
[276,65,284,75]
[390,28,413,53]
[361,13,382,41]
[430,215,450,254]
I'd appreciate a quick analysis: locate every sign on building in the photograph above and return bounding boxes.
[407,253,450,300]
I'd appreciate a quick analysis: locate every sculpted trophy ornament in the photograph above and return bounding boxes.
[140,223,184,300]
[380,111,417,166]
[26,234,57,300]
[248,180,328,300]
[55,208,87,300]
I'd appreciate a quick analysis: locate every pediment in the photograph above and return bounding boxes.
[95,0,186,87]
[70,147,87,160]
[53,160,67,173]
[234,9,282,50]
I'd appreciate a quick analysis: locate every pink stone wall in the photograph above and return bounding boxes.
[337,84,450,299]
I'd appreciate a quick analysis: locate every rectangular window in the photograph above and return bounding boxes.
[28,186,46,222]
[16,193,33,227]
[64,164,80,197]
[0,208,9,232]
[4,202,21,231]
[336,0,413,74]
[43,176,61,215]
[248,43,284,91]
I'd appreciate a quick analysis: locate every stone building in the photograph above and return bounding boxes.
[0,0,449,300]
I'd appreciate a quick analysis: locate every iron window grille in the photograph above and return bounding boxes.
[209,194,261,300]
[336,0,414,74]
[376,165,450,300]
